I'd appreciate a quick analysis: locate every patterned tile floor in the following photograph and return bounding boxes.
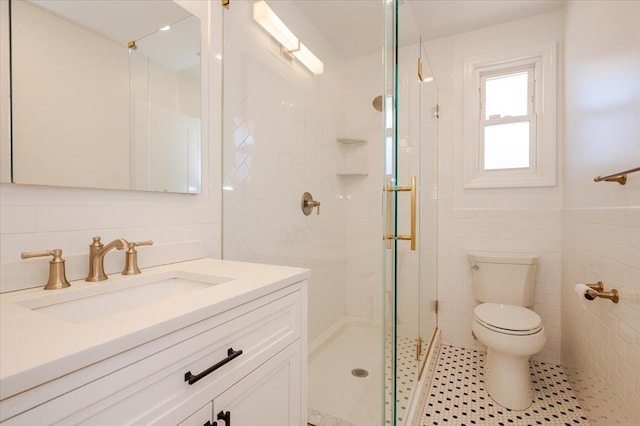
[416,345,590,426]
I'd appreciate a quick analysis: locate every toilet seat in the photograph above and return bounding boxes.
[474,303,543,336]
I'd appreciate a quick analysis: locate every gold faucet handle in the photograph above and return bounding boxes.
[131,240,153,248]
[21,249,59,260]
[122,240,154,275]
[21,249,71,290]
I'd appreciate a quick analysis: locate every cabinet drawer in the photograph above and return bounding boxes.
[177,402,212,426]
[3,289,301,425]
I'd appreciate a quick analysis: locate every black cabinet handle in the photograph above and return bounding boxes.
[184,348,243,385]
[217,410,231,425]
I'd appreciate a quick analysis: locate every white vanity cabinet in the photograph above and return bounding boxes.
[179,342,302,426]
[0,277,307,426]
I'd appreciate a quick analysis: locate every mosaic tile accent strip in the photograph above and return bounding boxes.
[416,345,590,425]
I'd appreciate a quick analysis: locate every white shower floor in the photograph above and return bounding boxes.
[309,322,383,425]
[308,322,426,426]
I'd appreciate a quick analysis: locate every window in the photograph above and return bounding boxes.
[464,43,557,188]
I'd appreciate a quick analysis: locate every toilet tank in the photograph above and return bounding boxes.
[468,252,539,306]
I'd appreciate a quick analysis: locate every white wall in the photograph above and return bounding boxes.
[561,1,640,423]
[427,11,565,363]
[0,0,222,294]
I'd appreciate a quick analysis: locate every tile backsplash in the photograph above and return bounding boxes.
[0,184,221,293]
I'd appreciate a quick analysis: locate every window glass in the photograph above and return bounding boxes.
[483,121,530,170]
[484,71,529,119]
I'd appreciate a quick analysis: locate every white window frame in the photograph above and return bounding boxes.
[464,42,557,188]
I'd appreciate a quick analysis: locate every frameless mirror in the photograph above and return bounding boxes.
[8,0,201,193]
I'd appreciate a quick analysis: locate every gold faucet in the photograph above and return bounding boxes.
[21,249,71,290]
[85,236,129,282]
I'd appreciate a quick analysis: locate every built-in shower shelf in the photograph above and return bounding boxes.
[336,138,367,145]
[336,171,368,177]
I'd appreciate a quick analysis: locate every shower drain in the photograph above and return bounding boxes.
[351,368,369,378]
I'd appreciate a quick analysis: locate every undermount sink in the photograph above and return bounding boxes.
[16,272,232,323]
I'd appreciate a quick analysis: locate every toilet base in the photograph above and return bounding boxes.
[484,348,532,410]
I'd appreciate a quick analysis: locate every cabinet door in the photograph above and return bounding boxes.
[213,342,301,426]
[178,402,213,426]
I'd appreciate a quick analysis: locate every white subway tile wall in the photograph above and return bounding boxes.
[561,208,640,424]
[561,0,640,422]
[427,11,566,364]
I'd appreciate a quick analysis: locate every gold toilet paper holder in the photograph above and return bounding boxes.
[585,281,619,304]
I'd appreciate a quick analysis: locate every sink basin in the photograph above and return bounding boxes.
[17,272,232,323]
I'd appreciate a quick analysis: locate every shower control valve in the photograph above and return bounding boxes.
[301,192,321,216]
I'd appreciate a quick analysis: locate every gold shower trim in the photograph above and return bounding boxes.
[418,328,438,381]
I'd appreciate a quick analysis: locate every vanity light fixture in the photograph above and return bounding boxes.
[159,25,171,31]
[293,42,324,75]
[252,1,324,75]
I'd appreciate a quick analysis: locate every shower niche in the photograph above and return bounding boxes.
[336,138,369,177]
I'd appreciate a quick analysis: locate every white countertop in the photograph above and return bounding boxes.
[0,258,309,401]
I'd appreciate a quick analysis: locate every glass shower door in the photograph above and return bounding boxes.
[384,1,439,424]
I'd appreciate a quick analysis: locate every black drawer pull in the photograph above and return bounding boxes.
[217,410,231,425]
[184,348,243,385]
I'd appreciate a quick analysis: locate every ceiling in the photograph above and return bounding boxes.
[29,0,191,44]
[295,0,565,60]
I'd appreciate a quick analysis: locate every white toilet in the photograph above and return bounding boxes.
[468,252,546,411]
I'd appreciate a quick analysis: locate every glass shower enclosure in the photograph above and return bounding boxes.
[221,1,438,424]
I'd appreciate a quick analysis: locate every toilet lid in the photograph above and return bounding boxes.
[474,303,542,335]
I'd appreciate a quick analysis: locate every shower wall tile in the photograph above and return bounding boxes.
[221,0,348,344]
[341,51,385,326]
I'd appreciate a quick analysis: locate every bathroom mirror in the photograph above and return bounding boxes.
[8,0,201,193]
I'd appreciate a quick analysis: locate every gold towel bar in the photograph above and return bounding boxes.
[594,166,640,185]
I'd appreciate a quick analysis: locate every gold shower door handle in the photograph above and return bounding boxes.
[385,176,416,251]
